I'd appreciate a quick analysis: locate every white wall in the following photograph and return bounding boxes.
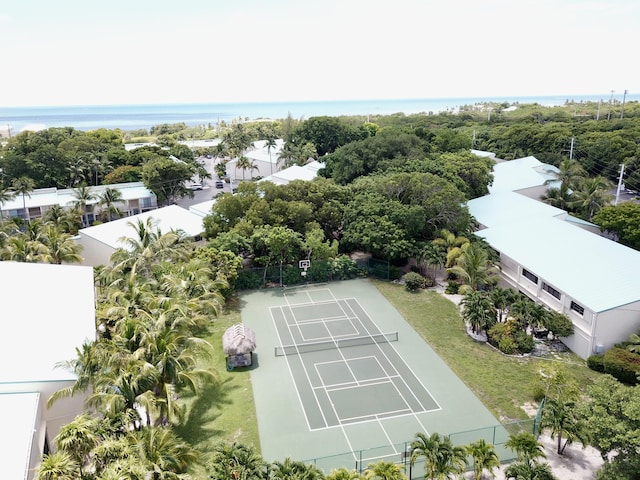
[76,233,116,267]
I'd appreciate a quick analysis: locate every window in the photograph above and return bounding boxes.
[570,301,585,316]
[542,282,561,300]
[522,269,538,284]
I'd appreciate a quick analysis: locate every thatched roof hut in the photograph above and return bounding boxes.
[222,324,257,356]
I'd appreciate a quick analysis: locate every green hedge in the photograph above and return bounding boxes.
[602,347,640,384]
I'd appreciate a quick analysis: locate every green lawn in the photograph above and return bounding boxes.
[371,280,602,422]
[181,280,602,465]
[175,297,260,470]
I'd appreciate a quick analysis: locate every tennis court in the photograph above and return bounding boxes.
[242,279,499,472]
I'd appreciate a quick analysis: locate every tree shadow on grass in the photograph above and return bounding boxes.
[175,376,240,448]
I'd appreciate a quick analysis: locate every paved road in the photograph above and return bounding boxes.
[176,155,236,209]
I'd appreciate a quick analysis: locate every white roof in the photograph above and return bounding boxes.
[0,392,40,480]
[2,182,155,210]
[189,200,216,217]
[468,191,568,229]
[259,161,324,186]
[470,149,496,158]
[79,205,204,249]
[477,216,640,313]
[0,262,95,383]
[489,156,559,194]
[244,139,284,164]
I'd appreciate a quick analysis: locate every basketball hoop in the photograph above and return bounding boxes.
[299,259,311,277]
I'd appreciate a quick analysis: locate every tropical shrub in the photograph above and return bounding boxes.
[487,319,535,355]
[235,269,262,290]
[445,280,459,294]
[587,355,605,373]
[404,272,425,291]
[602,347,640,385]
[543,311,574,338]
[331,255,361,279]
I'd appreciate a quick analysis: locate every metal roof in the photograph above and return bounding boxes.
[476,216,640,313]
[0,262,95,384]
[79,205,203,249]
[489,156,559,193]
[468,191,567,229]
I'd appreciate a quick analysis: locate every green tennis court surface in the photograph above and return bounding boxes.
[242,279,499,472]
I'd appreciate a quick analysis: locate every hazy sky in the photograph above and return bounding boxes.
[1,0,638,107]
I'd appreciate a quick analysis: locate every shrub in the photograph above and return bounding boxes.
[234,269,262,290]
[389,266,403,281]
[488,319,533,355]
[331,255,360,280]
[603,347,640,385]
[587,355,605,373]
[403,272,425,291]
[445,281,459,294]
[543,311,574,338]
[498,336,517,355]
[514,330,535,353]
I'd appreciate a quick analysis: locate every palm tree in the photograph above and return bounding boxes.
[132,426,200,478]
[236,155,257,181]
[54,413,99,477]
[505,432,546,467]
[325,467,363,480]
[36,451,79,480]
[489,287,516,323]
[72,183,97,227]
[11,176,35,222]
[569,176,613,221]
[363,460,406,480]
[277,142,296,170]
[0,184,15,220]
[447,242,499,293]
[40,224,83,264]
[0,234,47,262]
[268,457,324,479]
[540,183,573,210]
[265,136,278,175]
[460,290,496,335]
[207,441,266,480]
[98,187,123,222]
[410,432,467,480]
[43,204,77,233]
[466,439,500,480]
[504,461,557,480]
[417,242,446,281]
[545,159,586,190]
[432,229,469,268]
[540,397,590,455]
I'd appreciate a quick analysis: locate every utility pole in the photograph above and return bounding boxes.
[569,137,574,161]
[607,90,614,121]
[615,163,625,206]
[620,89,628,119]
[596,100,601,120]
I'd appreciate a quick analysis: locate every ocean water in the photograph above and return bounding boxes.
[1,94,638,133]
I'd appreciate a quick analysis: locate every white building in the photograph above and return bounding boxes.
[1,182,157,223]
[467,155,640,359]
[226,139,284,181]
[0,261,96,479]
[76,205,204,266]
[189,161,324,218]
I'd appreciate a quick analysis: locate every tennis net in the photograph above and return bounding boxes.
[274,331,398,356]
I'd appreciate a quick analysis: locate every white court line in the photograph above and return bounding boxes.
[341,297,439,435]
[346,298,442,411]
[340,408,412,424]
[325,378,396,393]
[270,305,329,430]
